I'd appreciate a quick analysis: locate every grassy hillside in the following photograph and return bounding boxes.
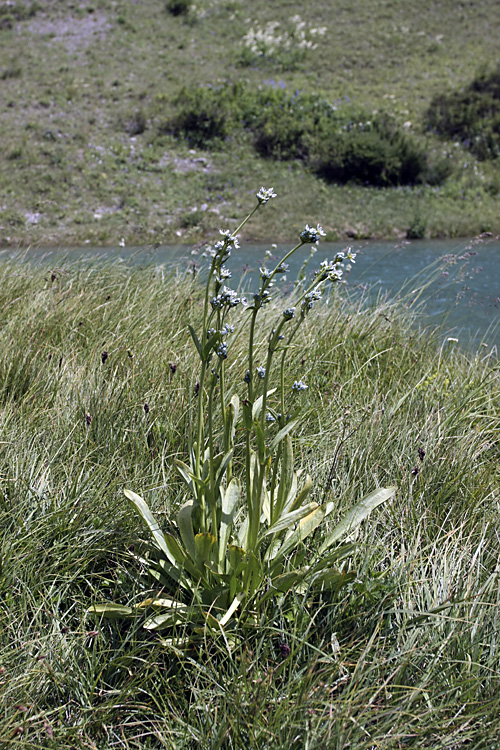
[1,0,500,244]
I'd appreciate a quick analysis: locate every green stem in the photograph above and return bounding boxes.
[208,380,217,534]
[231,203,260,238]
[268,241,304,284]
[247,308,259,402]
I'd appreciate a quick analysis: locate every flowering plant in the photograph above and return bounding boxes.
[90,190,394,641]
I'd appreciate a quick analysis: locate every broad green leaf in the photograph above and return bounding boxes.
[262,501,319,538]
[261,485,271,526]
[133,552,189,590]
[320,486,396,554]
[137,596,180,609]
[157,532,208,587]
[310,542,356,571]
[202,330,220,360]
[177,500,196,560]
[252,388,276,420]
[242,550,262,598]
[188,325,202,358]
[273,434,294,523]
[252,394,264,422]
[227,545,245,574]
[219,478,240,565]
[215,450,234,491]
[124,489,171,561]
[144,607,193,631]
[88,603,135,619]
[285,474,313,514]
[242,400,253,430]
[194,532,216,568]
[268,418,299,453]
[224,395,240,447]
[219,592,244,627]
[202,611,220,632]
[173,459,196,497]
[237,516,248,551]
[273,505,326,564]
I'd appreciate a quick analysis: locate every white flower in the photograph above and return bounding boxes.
[300,224,326,243]
[256,187,277,204]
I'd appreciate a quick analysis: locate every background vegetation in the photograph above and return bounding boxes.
[0,253,499,748]
[0,0,500,245]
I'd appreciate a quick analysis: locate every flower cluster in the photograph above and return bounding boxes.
[256,366,266,379]
[242,16,327,58]
[315,259,344,282]
[300,224,326,244]
[283,307,296,320]
[253,289,272,308]
[211,286,243,309]
[302,287,322,311]
[207,323,235,339]
[216,266,232,283]
[256,186,277,205]
[292,380,308,392]
[213,230,240,264]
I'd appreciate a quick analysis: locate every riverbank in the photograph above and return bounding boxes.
[1,0,500,246]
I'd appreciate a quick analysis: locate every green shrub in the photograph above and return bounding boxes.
[251,90,351,161]
[164,83,428,185]
[123,109,147,136]
[166,83,364,154]
[165,0,192,17]
[426,66,500,160]
[312,116,427,186]
[0,1,40,22]
[406,212,427,239]
[165,83,250,147]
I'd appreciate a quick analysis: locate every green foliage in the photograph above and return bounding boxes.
[90,192,395,639]
[2,0,500,244]
[312,115,428,186]
[0,1,40,24]
[165,84,428,185]
[165,83,245,147]
[165,0,192,17]
[406,211,427,239]
[426,66,500,160]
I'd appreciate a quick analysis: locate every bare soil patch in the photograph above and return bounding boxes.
[24,12,110,53]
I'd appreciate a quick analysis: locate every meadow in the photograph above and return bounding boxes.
[1,0,500,245]
[1,1,500,746]
[0,200,499,747]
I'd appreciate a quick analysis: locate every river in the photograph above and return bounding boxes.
[4,236,499,353]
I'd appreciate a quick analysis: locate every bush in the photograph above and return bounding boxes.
[312,116,427,186]
[164,83,428,185]
[251,89,351,161]
[426,66,500,160]
[166,84,365,155]
[165,83,254,147]
[165,0,191,16]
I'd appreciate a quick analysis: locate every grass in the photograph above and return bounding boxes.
[0,250,498,748]
[1,0,500,245]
